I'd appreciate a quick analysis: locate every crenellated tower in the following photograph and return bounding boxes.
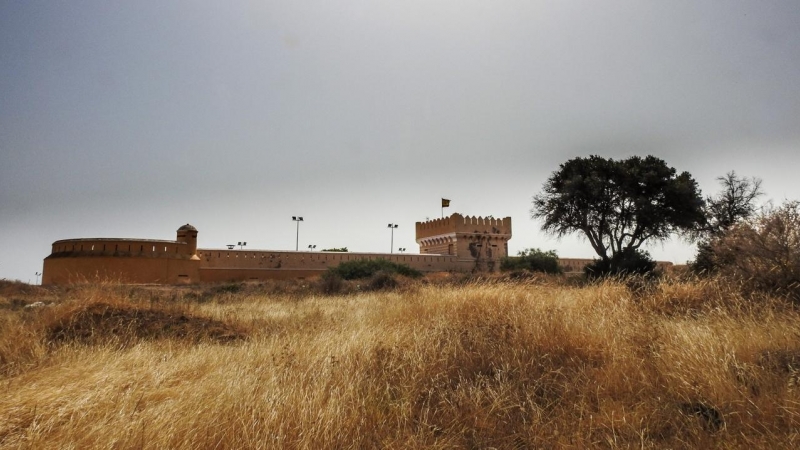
[415,213,512,271]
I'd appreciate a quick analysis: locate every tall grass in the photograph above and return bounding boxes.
[1,278,800,448]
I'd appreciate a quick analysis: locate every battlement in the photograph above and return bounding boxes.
[415,213,512,240]
[48,238,192,259]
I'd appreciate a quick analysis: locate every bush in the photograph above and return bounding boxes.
[500,248,562,274]
[712,201,800,302]
[689,241,717,275]
[318,272,345,295]
[584,248,657,278]
[328,259,422,280]
[211,283,244,294]
[366,271,399,291]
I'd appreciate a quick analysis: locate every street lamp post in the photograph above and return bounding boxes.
[238,241,247,250]
[292,216,304,251]
[35,272,41,285]
[398,248,406,253]
[387,223,398,253]
[227,244,235,250]
[308,244,316,251]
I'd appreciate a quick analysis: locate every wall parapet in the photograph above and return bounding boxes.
[196,248,464,269]
[47,238,191,260]
[416,213,512,240]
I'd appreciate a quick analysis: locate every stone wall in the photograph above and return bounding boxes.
[42,238,199,285]
[557,257,674,274]
[196,249,474,282]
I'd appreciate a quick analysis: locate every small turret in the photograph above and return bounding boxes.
[176,224,199,259]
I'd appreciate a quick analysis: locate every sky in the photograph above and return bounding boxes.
[2,1,800,283]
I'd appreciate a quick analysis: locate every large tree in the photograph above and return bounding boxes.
[532,155,705,268]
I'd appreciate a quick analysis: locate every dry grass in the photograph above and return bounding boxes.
[2,277,800,448]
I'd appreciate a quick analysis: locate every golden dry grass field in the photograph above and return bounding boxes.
[2,276,800,449]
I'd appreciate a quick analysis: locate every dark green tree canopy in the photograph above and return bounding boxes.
[321,247,349,252]
[532,155,705,263]
[500,248,562,274]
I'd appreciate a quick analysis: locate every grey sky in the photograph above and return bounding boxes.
[2,1,799,282]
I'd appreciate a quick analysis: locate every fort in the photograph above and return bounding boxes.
[43,213,511,285]
[41,213,670,285]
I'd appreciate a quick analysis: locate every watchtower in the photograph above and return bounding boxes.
[176,224,200,260]
[415,213,512,271]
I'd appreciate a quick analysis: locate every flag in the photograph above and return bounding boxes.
[442,198,451,208]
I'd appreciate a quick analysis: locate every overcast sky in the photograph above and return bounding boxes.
[2,1,800,283]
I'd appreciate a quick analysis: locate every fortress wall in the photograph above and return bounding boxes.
[43,238,198,285]
[195,250,476,283]
[42,218,512,285]
[199,268,328,282]
[43,245,474,285]
[557,258,593,273]
[557,258,675,273]
[42,255,199,285]
[197,250,449,269]
[419,242,452,255]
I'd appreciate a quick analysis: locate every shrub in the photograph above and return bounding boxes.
[584,248,657,278]
[500,248,562,274]
[318,272,345,295]
[211,283,244,294]
[328,259,422,280]
[711,201,800,302]
[689,241,716,275]
[366,271,399,291]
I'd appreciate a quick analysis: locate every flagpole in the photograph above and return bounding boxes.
[441,198,450,218]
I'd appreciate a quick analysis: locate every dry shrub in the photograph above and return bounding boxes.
[0,279,49,299]
[0,282,59,377]
[44,301,247,346]
[0,310,47,378]
[366,270,399,291]
[713,201,800,302]
[186,280,314,302]
[637,276,759,316]
[317,272,346,295]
